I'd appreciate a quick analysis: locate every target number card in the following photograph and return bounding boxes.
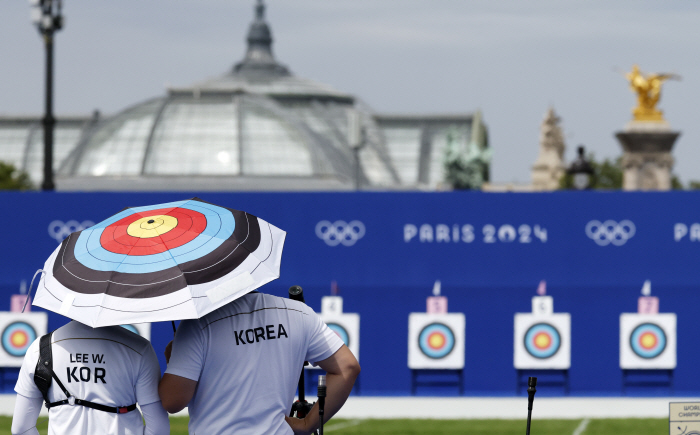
[0,312,48,366]
[620,313,676,369]
[408,313,465,369]
[514,313,571,369]
[120,323,151,341]
[531,296,553,315]
[427,296,447,314]
[321,296,343,315]
[638,296,659,314]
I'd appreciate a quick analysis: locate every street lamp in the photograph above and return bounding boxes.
[29,0,64,191]
[567,145,594,190]
[347,110,365,191]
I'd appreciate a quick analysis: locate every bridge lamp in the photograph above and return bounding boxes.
[567,145,594,190]
[29,0,64,191]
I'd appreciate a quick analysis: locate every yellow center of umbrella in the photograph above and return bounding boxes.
[127,215,178,239]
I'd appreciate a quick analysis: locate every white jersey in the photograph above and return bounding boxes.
[15,321,162,435]
[166,292,344,435]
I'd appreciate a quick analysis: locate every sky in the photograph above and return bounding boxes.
[1,0,698,185]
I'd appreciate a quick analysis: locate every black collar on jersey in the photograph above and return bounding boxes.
[33,332,137,414]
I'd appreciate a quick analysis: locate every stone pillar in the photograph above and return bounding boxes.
[615,122,680,191]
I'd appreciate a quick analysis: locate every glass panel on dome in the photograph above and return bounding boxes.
[74,100,161,176]
[241,103,312,176]
[25,125,82,184]
[0,125,32,171]
[144,97,239,175]
[383,127,421,184]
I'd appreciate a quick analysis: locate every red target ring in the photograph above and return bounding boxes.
[101,207,207,255]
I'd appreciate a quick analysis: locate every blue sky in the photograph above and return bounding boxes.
[2,0,698,184]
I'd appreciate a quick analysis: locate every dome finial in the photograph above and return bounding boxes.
[233,0,290,76]
[255,0,265,20]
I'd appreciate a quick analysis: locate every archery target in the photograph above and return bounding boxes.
[120,323,151,341]
[408,313,465,369]
[514,313,570,369]
[327,323,350,346]
[419,323,455,359]
[620,313,676,369]
[524,323,561,359]
[0,312,48,366]
[308,313,360,370]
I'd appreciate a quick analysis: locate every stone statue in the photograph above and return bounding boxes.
[625,65,680,122]
[443,110,491,190]
[531,108,566,191]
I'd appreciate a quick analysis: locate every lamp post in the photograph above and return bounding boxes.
[29,0,64,191]
[567,145,594,190]
[347,110,365,191]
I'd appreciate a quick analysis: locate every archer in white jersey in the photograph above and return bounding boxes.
[12,321,169,435]
[159,292,360,435]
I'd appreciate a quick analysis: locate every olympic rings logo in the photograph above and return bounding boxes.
[315,220,365,247]
[585,220,636,246]
[48,220,95,243]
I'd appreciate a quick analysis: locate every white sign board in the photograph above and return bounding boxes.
[408,313,465,369]
[670,402,700,435]
[120,323,151,341]
[0,312,48,367]
[514,313,571,369]
[620,313,676,369]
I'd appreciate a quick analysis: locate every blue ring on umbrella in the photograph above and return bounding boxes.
[326,323,350,346]
[524,323,561,359]
[630,323,666,359]
[418,323,455,359]
[73,200,235,274]
[2,322,37,357]
[120,325,139,335]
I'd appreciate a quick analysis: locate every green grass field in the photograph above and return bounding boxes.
[0,416,668,434]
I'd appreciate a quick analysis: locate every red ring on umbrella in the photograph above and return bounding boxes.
[101,208,207,256]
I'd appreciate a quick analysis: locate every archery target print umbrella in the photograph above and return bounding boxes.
[33,198,286,327]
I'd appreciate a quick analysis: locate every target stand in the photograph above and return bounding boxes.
[408,313,465,395]
[620,313,676,395]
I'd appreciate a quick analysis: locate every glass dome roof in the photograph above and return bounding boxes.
[58,1,399,189]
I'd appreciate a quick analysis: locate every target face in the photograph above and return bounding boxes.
[52,198,262,298]
[2,322,37,357]
[327,323,350,346]
[524,323,561,359]
[630,323,666,359]
[418,323,455,359]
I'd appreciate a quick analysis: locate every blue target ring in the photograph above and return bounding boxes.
[2,322,37,357]
[524,323,561,359]
[73,200,235,274]
[327,323,349,346]
[630,323,666,359]
[418,323,455,359]
[120,324,139,335]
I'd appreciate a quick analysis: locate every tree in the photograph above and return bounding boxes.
[0,161,33,190]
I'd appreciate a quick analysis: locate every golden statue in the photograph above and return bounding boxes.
[625,65,680,122]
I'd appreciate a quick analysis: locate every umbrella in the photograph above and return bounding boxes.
[33,198,286,327]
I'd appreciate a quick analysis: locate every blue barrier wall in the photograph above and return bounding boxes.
[0,191,699,396]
